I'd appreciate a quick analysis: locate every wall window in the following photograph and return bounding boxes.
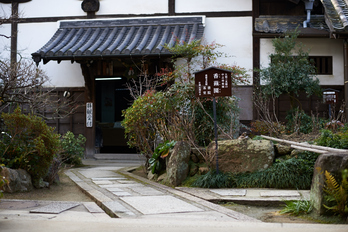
[309,56,333,75]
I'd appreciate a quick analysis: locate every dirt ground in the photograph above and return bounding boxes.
[2,170,92,202]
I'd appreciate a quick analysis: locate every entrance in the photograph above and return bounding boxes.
[95,77,135,153]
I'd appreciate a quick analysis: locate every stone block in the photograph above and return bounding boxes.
[0,168,33,193]
[209,139,274,174]
[310,153,348,215]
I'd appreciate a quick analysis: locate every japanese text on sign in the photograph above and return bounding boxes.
[195,68,231,97]
[86,102,93,127]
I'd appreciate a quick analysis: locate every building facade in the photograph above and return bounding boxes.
[0,0,347,156]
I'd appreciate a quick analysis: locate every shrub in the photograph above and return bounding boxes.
[60,131,86,166]
[323,169,348,218]
[316,128,348,149]
[234,152,318,189]
[148,140,176,174]
[280,200,313,216]
[192,170,235,188]
[0,108,60,185]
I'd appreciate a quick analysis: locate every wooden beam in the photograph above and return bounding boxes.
[169,0,175,16]
[11,2,18,64]
[344,40,348,121]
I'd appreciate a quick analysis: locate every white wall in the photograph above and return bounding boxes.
[18,0,85,18]
[97,0,167,15]
[16,22,85,87]
[14,0,167,18]
[260,38,344,86]
[204,17,253,84]
[176,0,252,13]
[0,23,11,59]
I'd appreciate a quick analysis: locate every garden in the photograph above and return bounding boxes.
[122,31,348,223]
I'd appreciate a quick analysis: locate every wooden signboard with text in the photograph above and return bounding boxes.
[195,67,232,98]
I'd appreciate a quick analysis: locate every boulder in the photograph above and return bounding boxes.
[274,144,293,157]
[191,148,206,163]
[198,166,209,175]
[166,141,191,186]
[310,153,348,216]
[209,138,274,174]
[0,168,33,193]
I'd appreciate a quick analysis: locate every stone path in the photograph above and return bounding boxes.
[65,165,259,221]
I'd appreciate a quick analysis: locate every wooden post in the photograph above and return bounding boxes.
[81,63,96,158]
[11,2,18,64]
[344,40,348,121]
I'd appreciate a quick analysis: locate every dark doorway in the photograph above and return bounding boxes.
[95,77,135,153]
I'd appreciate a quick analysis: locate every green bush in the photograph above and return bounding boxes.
[234,152,318,189]
[0,108,60,185]
[148,140,176,174]
[323,169,348,218]
[280,200,313,216]
[192,170,235,188]
[316,128,348,149]
[60,131,86,166]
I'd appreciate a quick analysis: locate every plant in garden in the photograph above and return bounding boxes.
[60,131,86,166]
[0,58,81,119]
[280,200,313,216]
[122,40,249,160]
[192,170,234,188]
[315,127,348,149]
[148,140,176,174]
[233,152,318,189]
[323,170,348,218]
[254,29,321,135]
[0,107,60,186]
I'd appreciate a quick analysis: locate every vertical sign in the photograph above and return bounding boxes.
[86,102,93,128]
[194,67,232,173]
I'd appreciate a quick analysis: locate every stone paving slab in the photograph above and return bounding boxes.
[30,203,80,214]
[92,180,114,185]
[210,189,247,196]
[83,202,105,213]
[106,187,124,192]
[260,191,301,197]
[130,186,164,196]
[120,196,204,215]
[99,184,143,188]
[91,177,126,181]
[103,201,136,216]
[112,191,132,197]
[78,170,121,178]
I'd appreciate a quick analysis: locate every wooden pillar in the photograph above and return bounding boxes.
[11,2,18,64]
[81,62,96,158]
[169,0,175,16]
[344,40,348,121]
[252,0,260,120]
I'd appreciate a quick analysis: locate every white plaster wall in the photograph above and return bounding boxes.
[97,0,167,15]
[10,0,167,18]
[0,23,11,59]
[204,17,253,84]
[18,0,85,18]
[176,0,252,13]
[260,38,344,86]
[0,3,12,19]
[17,22,84,87]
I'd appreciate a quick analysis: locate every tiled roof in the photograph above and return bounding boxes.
[32,16,205,65]
[321,0,348,32]
[255,15,329,33]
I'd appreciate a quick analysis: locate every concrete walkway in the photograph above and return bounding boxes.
[0,156,347,232]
